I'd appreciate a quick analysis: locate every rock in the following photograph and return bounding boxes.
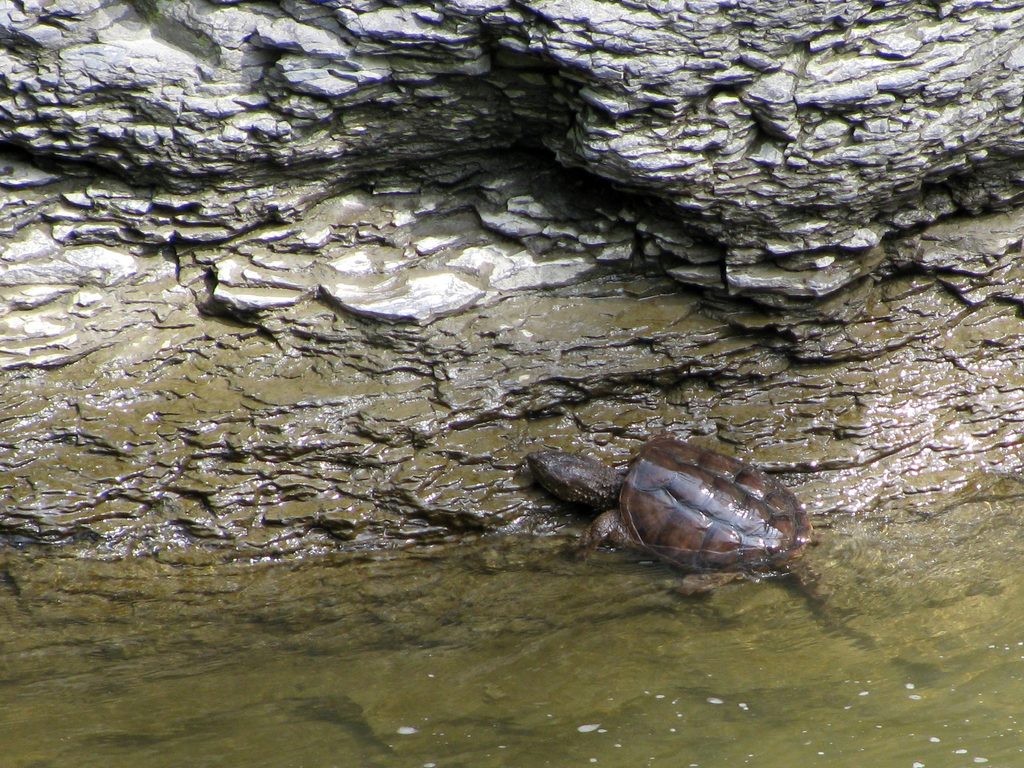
[1,1,1024,301]
[725,259,871,300]
[212,284,306,313]
[323,272,487,325]
[1,241,137,288]
[457,247,601,292]
[3,0,1024,562]
[0,155,61,188]
[664,264,724,289]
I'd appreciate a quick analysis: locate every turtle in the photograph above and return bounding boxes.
[526,434,814,594]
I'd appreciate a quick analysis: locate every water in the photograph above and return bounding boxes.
[3,504,1024,768]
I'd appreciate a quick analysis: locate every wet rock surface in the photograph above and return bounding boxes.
[3,3,1024,567]
[4,1,1024,299]
[2,137,1024,561]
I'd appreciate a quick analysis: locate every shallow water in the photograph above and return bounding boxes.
[4,494,1024,768]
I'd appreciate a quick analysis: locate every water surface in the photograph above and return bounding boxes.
[3,499,1023,768]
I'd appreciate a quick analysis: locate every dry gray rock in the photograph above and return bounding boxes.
[3,2,1024,301]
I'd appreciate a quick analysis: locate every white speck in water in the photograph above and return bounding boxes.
[578,723,601,733]
[905,683,916,690]
[954,749,968,755]
[655,694,665,699]
[424,763,436,768]
[738,703,749,711]
[859,691,870,697]
[912,762,924,768]
[397,726,418,735]
[909,694,922,701]
[706,697,724,705]
[929,737,940,743]
[973,759,989,764]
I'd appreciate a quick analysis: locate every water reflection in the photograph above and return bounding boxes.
[2,505,1024,767]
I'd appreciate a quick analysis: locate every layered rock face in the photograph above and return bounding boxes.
[3,0,1024,300]
[4,2,1024,559]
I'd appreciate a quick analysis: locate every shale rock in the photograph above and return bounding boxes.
[2,144,1024,556]
[3,4,1024,560]
[3,1,1024,300]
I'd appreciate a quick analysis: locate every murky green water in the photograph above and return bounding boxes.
[3,487,1024,768]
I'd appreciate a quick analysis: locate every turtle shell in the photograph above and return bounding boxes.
[619,435,811,572]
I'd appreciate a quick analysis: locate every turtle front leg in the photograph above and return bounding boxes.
[578,510,632,559]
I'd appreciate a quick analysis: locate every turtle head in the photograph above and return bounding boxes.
[526,450,624,510]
